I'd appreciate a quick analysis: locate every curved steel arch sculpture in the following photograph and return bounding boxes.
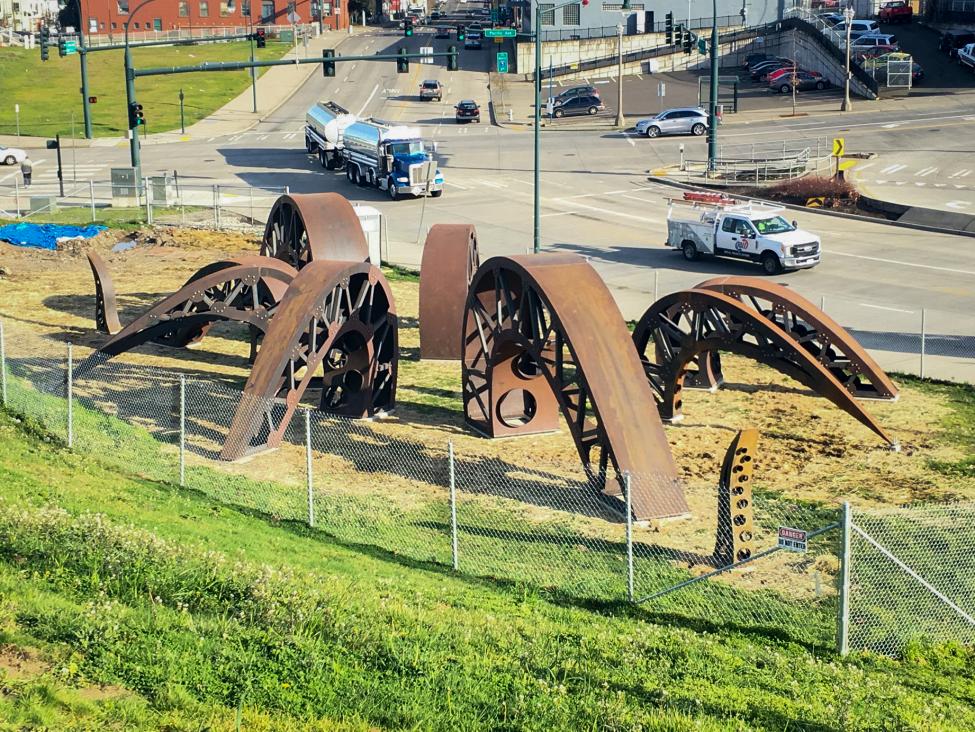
[692,276,899,400]
[419,224,479,360]
[221,260,398,461]
[86,251,122,335]
[462,254,688,521]
[260,193,369,270]
[89,256,296,361]
[632,289,894,446]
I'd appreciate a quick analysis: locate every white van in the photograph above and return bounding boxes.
[850,33,899,52]
[833,19,880,39]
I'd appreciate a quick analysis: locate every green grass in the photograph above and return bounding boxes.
[0,41,290,138]
[16,205,196,228]
[1,409,975,730]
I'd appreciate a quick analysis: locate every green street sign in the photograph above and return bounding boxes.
[484,28,516,38]
[64,39,78,54]
[496,51,509,73]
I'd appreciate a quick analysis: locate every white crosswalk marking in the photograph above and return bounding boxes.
[949,169,972,178]
[478,179,508,189]
[283,132,297,140]
[880,163,907,174]
[916,167,938,177]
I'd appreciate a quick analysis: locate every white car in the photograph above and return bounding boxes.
[0,146,28,165]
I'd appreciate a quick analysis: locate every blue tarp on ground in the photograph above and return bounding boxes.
[0,223,108,250]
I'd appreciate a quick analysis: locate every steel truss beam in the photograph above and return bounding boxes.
[260,192,369,270]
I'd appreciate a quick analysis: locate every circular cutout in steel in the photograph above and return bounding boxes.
[497,389,538,429]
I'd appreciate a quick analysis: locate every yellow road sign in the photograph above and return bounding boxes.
[806,197,825,208]
[832,137,845,157]
[838,159,858,171]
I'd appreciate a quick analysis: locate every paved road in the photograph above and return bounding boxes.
[2,20,974,338]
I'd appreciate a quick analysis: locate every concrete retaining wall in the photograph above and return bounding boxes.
[515,32,667,78]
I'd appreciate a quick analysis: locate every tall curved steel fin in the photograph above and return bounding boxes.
[221,260,398,461]
[693,276,899,400]
[419,224,479,360]
[260,192,369,269]
[86,251,122,335]
[462,254,688,521]
[714,429,758,567]
[633,288,894,445]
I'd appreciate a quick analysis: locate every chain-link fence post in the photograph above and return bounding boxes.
[178,375,186,487]
[305,409,315,528]
[89,180,96,222]
[820,295,825,313]
[66,342,73,448]
[212,185,220,228]
[652,270,659,304]
[449,440,459,571]
[920,309,927,379]
[625,471,634,602]
[14,178,20,217]
[0,319,6,408]
[144,177,153,225]
[837,501,852,656]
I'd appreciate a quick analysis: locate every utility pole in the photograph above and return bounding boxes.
[841,4,854,112]
[706,0,719,171]
[78,24,93,139]
[615,22,625,128]
[179,88,185,133]
[250,25,258,113]
[533,0,542,254]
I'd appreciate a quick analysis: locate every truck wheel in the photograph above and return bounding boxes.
[761,252,782,275]
[681,241,698,262]
[350,167,360,186]
[431,189,443,198]
[346,166,354,182]
[306,137,316,153]
[388,179,399,200]
[319,150,328,168]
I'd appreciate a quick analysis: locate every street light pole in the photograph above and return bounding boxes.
[615,23,625,128]
[533,1,542,254]
[841,5,854,112]
[706,0,719,170]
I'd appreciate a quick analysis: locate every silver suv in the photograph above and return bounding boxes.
[634,108,708,138]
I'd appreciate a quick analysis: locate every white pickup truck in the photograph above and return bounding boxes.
[958,43,975,71]
[666,195,821,275]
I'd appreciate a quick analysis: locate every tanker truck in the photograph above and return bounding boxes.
[342,119,444,200]
[305,100,356,170]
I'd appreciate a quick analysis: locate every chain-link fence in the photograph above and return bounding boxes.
[0,317,972,657]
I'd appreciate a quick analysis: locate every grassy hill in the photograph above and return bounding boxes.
[0,407,973,730]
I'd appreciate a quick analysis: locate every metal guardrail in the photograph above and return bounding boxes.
[522,15,743,42]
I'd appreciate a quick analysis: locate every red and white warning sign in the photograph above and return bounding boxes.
[777,526,808,553]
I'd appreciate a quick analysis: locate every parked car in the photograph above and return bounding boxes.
[455,99,481,122]
[435,27,451,39]
[634,107,708,138]
[878,0,912,22]
[464,36,483,49]
[833,19,880,39]
[430,10,441,19]
[743,52,772,69]
[549,95,604,118]
[865,52,924,83]
[766,65,801,84]
[850,33,899,53]
[0,146,27,165]
[750,59,794,80]
[419,80,444,101]
[754,61,796,81]
[555,84,601,102]
[771,71,831,93]
[939,30,975,58]
[818,12,845,26]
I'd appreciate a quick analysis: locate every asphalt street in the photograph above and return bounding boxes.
[2,17,974,348]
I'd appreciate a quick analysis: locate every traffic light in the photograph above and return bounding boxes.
[39,26,50,61]
[673,23,682,47]
[57,36,67,57]
[683,29,692,54]
[665,12,673,45]
[447,44,457,71]
[128,102,145,128]
[404,18,413,37]
[397,47,409,74]
[255,28,266,48]
[456,25,465,41]
[322,48,335,77]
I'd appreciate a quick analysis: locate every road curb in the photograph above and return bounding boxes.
[649,175,975,240]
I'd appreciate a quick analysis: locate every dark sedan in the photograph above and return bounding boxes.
[455,100,481,123]
[549,95,605,118]
[771,71,831,93]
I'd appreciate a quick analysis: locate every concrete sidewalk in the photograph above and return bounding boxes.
[0,28,357,150]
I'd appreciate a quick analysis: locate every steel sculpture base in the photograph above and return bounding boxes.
[692,277,899,401]
[86,251,122,335]
[633,288,894,446]
[462,254,688,521]
[419,224,479,360]
[714,429,758,567]
[87,256,296,364]
[221,260,397,462]
[260,192,369,270]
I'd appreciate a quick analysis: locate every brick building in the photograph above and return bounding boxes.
[78,0,349,38]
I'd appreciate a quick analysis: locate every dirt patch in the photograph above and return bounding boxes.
[0,645,50,680]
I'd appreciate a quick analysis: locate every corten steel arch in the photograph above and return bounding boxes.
[689,277,899,400]
[462,254,688,520]
[632,289,894,446]
[419,224,480,360]
[713,429,758,567]
[221,260,398,461]
[85,251,122,335]
[260,193,369,270]
[89,256,296,362]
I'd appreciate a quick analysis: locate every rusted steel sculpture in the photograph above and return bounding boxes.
[633,289,894,445]
[419,224,480,360]
[714,429,758,567]
[462,254,688,520]
[689,277,898,400]
[85,251,122,335]
[260,193,369,270]
[90,256,296,361]
[221,260,398,461]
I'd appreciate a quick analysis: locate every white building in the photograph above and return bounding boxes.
[0,0,59,32]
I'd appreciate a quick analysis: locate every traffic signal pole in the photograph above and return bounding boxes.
[706,0,719,172]
[124,44,142,183]
[78,27,93,139]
